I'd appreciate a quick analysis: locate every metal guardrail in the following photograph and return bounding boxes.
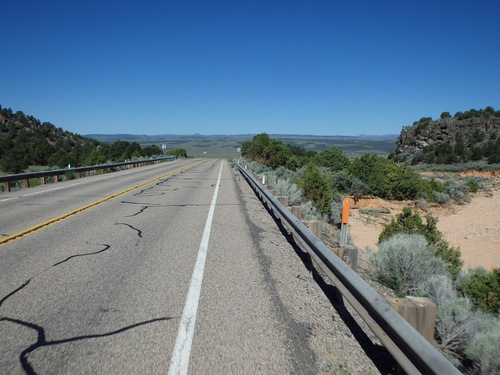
[237,164,461,375]
[0,156,177,192]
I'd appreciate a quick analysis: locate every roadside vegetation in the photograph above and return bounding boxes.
[372,210,500,373]
[240,133,491,218]
[240,132,499,374]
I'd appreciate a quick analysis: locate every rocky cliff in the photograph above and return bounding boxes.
[395,112,500,161]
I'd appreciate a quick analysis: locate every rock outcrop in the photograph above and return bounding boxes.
[395,115,500,160]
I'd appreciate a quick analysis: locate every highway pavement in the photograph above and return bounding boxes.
[0,159,323,374]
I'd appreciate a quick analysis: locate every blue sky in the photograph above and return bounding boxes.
[1,1,499,136]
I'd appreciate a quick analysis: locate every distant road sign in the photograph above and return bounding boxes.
[161,144,167,150]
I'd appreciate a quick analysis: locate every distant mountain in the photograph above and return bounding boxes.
[395,107,500,164]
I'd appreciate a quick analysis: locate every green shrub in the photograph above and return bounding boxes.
[421,177,445,198]
[458,268,500,315]
[301,163,332,215]
[349,154,423,200]
[64,171,77,180]
[313,146,350,172]
[370,234,448,297]
[331,171,349,192]
[465,178,480,193]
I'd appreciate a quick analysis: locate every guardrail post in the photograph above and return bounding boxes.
[277,196,289,206]
[4,181,10,192]
[54,175,59,183]
[40,177,45,185]
[291,206,302,220]
[341,245,358,271]
[24,179,29,188]
[386,297,437,344]
[308,220,322,239]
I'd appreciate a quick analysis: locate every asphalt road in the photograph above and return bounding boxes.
[0,159,323,374]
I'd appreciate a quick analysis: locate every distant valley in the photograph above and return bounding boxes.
[86,133,398,159]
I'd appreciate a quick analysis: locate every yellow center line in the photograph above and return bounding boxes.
[0,160,205,247]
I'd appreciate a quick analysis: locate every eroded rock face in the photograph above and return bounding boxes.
[395,116,500,159]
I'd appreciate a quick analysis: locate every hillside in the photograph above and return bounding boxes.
[0,106,102,173]
[0,106,164,174]
[394,107,500,164]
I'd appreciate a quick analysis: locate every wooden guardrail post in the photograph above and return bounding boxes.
[277,196,289,206]
[291,206,302,220]
[23,179,29,188]
[308,220,322,239]
[3,182,10,192]
[40,177,45,185]
[386,297,436,343]
[331,245,359,271]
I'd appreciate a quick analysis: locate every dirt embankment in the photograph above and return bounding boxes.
[348,183,500,271]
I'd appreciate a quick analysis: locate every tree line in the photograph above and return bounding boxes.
[242,133,424,214]
[0,107,185,173]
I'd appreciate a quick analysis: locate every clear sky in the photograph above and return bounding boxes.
[1,1,499,136]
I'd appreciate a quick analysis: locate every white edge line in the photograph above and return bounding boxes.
[168,161,224,375]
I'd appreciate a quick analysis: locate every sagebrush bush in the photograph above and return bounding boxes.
[415,275,499,370]
[434,297,477,365]
[465,314,500,374]
[329,200,343,225]
[378,208,463,279]
[434,192,451,204]
[273,178,302,206]
[274,166,297,181]
[245,160,271,175]
[445,181,470,204]
[301,200,322,221]
[370,234,448,297]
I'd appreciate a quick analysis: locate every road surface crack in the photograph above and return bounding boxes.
[115,222,143,238]
[0,317,174,375]
[0,244,111,309]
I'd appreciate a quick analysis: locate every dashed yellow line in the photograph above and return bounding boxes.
[0,161,205,247]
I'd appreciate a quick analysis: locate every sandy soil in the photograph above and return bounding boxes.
[348,185,500,271]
